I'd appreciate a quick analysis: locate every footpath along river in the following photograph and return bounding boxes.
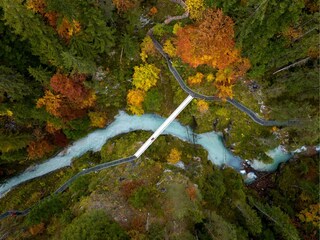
[0,111,292,197]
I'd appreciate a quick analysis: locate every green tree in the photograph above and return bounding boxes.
[28,66,52,86]
[62,210,129,240]
[222,168,247,202]
[0,9,39,74]
[0,0,63,67]
[251,199,300,240]
[63,117,91,140]
[0,133,32,153]
[167,183,203,222]
[235,201,262,236]
[26,194,66,225]
[143,88,163,112]
[129,186,152,208]
[0,0,115,73]
[0,66,33,102]
[204,211,238,239]
[238,0,306,77]
[263,64,319,149]
[119,33,140,60]
[228,116,279,162]
[69,175,92,200]
[197,164,226,207]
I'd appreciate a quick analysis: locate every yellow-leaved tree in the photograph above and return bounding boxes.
[187,72,204,86]
[163,39,177,57]
[140,36,156,62]
[206,73,215,82]
[167,148,182,164]
[214,68,234,99]
[36,90,62,117]
[196,99,209,113]
[127,89,146,115]
[26,0,46,14]
[132,64,161,91]
[185,0,205,20]
[172,22,182,35]
[88,112,108,128]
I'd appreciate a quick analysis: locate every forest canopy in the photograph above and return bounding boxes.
[0,0,318,239]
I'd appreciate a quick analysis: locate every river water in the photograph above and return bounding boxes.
[0,111,292,197]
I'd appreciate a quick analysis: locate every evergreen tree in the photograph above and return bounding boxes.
[251,199,300,240]
[204,211,238,239]
[235,201,262,236]
[264,62,319,149]
[0,133,32,153]
[0,0,115,73]
[237,0,305,77]
[0,66,33,102]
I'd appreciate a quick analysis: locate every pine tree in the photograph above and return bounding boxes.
[0,0,115,73]
[252,199,300,240]
[0,66,33,102]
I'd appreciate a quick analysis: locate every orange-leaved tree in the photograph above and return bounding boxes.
[29,223,45,236]
[50,73,88,104]
[176,9,236,69]
[50,73,96,109]
[186,185,197,201]
[37,73,96,120]
[175,26,201,67]
[26,0,81,42]
[176,9,250,98]
[46,121,62,134]
[57,18,81,40]
[148,6,158,16]
[36,90,87,120]
[27,139,54,159]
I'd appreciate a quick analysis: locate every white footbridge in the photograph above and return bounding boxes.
[134,95,194,158]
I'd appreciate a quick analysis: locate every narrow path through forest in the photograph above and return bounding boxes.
[0,156,137,220]
[147,30,297,127]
